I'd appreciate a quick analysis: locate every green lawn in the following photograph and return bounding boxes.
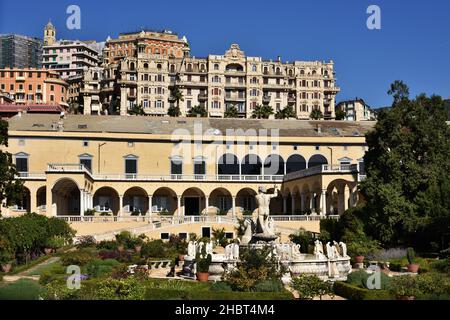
[0,279,44,300]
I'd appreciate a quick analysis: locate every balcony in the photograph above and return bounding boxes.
[284,164,359,182]
[225,95,246,101]
[47,163,92,176]
[16,76,25,81]
[92,174,284,182]
[198,93,208,101]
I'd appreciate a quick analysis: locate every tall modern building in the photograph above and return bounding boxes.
[0,34,43,68]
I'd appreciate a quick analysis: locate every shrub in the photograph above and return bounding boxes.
[98,250,119,260]
[115,231,133,249]
[76,235,96,249]
[84,209,95,216]
[96,277,146,300]
[346,270,391,290]
[196,253,212,273]
[366,247,407,261]
[210,281,232,292]
[140,240,166,259]
[168,234,188,254]
[253,279,284,293]
[333,281,393,300]
[44,236,66,250]
[429,259,449,273]
[144,289,293,300]
[291,274,333,300]
[85,259,120,278]
[407,247,416,264]
[212,228,229,247]
[289,228,314,253]
[60,250,96,266]
[389,275,421,298]
[96,240,117,251]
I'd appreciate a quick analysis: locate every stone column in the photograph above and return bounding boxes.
[310,192,316,214]
[30,189,37,214]
[344,185,350,212]
[148,195,153,216]
[300,193,305,212]
[177,196,182,217]
[119,195,124,217]
[80,191,85,216]
[321,190,327,216]
[205,196,209,215]
[232,196,236,217]
[291,194,296,215]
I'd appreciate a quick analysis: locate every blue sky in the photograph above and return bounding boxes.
[1,0,449,107]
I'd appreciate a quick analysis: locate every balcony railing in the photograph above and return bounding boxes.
[284,164,358,182]
[93,174,285,182]
[47,164,92,176]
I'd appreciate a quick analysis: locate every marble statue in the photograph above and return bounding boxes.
[339,242,348,258]
[187,241,196,257]
[250,186,279,242]
[291,243,302,259]
[206,241,213,255]
[225,244,233,260]
[314,240,325,259]
[232,243,239,260]
[333,241,342,258]
[198,241,204,255]
[326,242,335,259]
[241,218,254,245]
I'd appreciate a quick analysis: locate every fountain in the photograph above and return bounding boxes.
[182,187,352,282]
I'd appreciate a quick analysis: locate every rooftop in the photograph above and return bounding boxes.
[7,114,376,137]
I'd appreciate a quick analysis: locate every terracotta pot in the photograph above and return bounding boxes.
[355,255,365,264]
[407,263,420,273]
[44,248,53,255]
[397,296,416,301]
[196,272,209,282]
[1,263,12,273]
[134,245,142,253]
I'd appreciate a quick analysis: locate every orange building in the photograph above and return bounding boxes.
[0,68,68,107]
[103,29,189,65]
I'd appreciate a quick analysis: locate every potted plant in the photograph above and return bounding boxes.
[406,247,420,273]
[115,231,132,252]
[44,236,65,254]
[195,252,212,282]
[0,250,14,273]
[390,275,421,300]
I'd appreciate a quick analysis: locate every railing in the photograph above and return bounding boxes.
[55,214,338,224]
[16,172,46,180]
[92,174,284,182]
[47,164,92,176]
[284,164,358,182]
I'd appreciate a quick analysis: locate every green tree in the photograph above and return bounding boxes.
[310,109,323,120]
[224,105,239,118]
[252,105,274,119]
[359,82,450,248]
[188,105,207,117]
[334,108,346,120]
[170,87,184,109]
[128,103,144,116]
[275,105,296,119]
[167,105,181,117]
[0,120,24,210]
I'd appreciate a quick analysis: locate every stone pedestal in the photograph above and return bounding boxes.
[354,262,364,269]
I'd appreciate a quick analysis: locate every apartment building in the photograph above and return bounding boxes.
[0,34,43,68]
[0,68,68,107]
[336,99,376,121]
[42,22,102,79]
[92,42,340,119]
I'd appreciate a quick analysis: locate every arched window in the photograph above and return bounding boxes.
[263,66,268,74]
[276,67,281,75]
[170,64,175,73]
[187,63,192,72]
[264,154,285,175]
[129,62,135,71]
[241,154,262,175]
[157,63,162,70]
[286,155,306,173]
[300,70,305,75]
[143,63,149,69]
[308,154,328,168]
[194,156,206,175]
[218,154,239,175]
[214,63,219,70]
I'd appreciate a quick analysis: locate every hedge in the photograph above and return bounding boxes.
[145,288,293,300]
[333,281,393,300]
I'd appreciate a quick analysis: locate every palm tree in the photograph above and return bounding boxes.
[167,105,181,117]
[334,108,346,120]
[188,105,207,117]
[224,105,239,118]
[310,108,324,120]
[252,104,274,119]
[128,103,145,116]
[170,87,184,110]
[275,105,296,119]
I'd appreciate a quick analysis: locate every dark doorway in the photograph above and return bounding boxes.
[184,197,200,216]
[202,227,211,238]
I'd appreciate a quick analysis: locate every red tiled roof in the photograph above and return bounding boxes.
[0,104,64,113]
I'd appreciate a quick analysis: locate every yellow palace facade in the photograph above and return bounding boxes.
[1,114,374,239]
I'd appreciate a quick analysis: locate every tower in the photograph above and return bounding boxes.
[44,20,56,46]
